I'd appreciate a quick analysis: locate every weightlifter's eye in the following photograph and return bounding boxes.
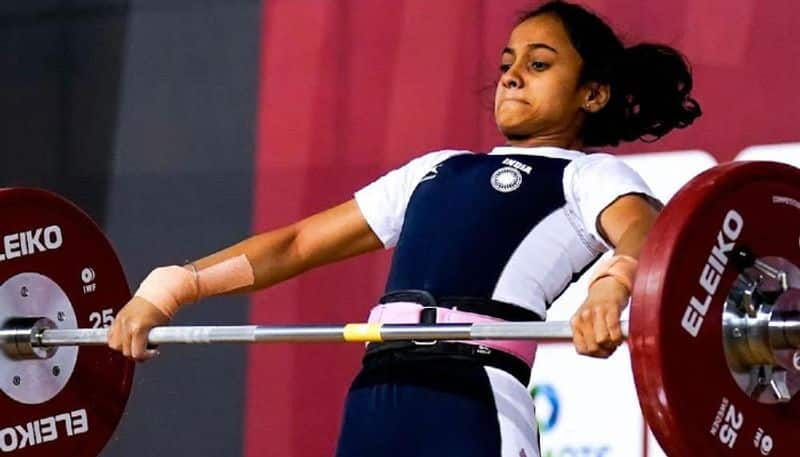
[530,61,550,71]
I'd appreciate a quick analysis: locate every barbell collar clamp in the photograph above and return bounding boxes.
[0,317,58,360]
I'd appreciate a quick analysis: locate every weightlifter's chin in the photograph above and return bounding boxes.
[495,108,536,136]
[496,123,535,142]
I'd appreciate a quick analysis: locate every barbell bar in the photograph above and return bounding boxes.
[0,317,798,349]
[2,321,584,348]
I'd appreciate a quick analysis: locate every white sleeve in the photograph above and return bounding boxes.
[564,153,657,251]
[354,150,469,248]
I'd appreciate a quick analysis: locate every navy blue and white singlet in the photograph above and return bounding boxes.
[335,146,654,457]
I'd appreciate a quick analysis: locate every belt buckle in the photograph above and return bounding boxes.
[412,306,438,346]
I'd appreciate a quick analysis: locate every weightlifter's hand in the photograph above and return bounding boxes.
[108,296,170,362]
[570,276,629,358]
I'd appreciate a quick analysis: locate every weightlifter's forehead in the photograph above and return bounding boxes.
[502,14,579,62]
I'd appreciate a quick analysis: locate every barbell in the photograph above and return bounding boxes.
[0,161,799,456]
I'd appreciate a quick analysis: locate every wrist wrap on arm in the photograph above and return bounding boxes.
[588,254,638,294]
[134,254,255,318]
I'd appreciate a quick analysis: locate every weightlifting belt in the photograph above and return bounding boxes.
[367,302,538,367]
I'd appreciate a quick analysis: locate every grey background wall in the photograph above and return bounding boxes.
[0,1,260,455]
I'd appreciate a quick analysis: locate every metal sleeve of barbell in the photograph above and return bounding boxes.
[768,313,800,350]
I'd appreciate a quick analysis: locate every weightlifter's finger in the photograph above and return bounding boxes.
[570,315,588,354]
[595,308,623,353]
[121,327,132,359]
[605,308,624,346]
[592,307,612,347]
[131,330,157,362]
[107,322,118,350]
[109,318,127,352]
[576,309,601,354]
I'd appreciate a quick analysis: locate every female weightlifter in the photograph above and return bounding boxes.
[108,1,701,455]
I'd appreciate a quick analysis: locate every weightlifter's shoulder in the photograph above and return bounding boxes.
[563,152,656,249]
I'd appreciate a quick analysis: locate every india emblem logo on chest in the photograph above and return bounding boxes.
[491,158,532,193]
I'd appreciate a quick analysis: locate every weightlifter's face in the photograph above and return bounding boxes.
[494,14,588,147]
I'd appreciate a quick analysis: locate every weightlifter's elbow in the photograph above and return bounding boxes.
[287,223,318,273]
[244,223,308,290]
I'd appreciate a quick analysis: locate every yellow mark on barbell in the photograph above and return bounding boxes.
[343,323,383,342]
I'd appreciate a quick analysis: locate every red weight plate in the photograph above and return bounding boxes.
[0,188,134,456]
[631,162,800,456]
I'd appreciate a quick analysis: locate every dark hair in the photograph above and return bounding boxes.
[519,1,701,147]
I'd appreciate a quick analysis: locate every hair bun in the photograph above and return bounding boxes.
[618,43,702,142]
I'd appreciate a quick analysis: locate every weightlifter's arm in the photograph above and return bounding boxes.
[192,199,382,291]
[569,194,660,358]
[108,199,382,361]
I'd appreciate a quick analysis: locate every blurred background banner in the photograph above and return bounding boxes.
[1,1,799,456]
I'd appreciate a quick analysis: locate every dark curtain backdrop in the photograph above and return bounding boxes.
[247,1,800,456]
[0,1,259,456]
